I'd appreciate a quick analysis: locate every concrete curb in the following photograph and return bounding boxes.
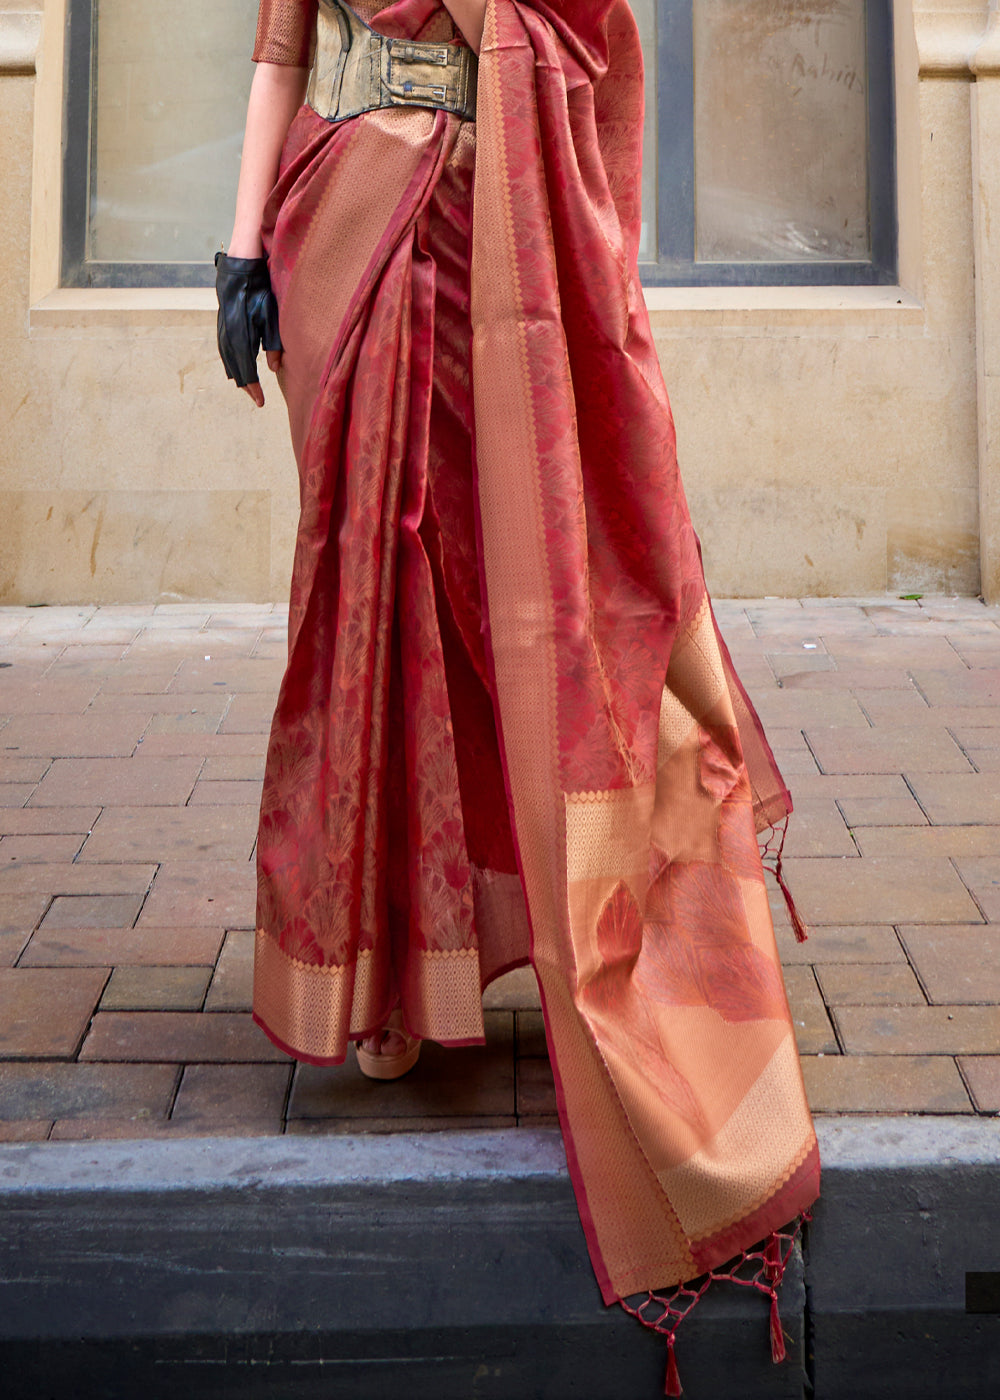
[806,1116,1000,1399]
[1,1118,998,1398]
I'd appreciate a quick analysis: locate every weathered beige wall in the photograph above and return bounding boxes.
[653,0,988,598]
[0,0,995,602]
[1,0,298,605]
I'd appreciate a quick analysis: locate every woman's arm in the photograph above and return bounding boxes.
[231,4,485,257]
[441,0,487,54]
[229,61,309,258]
[227,61,309,404]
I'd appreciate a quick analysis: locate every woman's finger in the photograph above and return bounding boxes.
[266,349,282,374]
[242,382,265,408]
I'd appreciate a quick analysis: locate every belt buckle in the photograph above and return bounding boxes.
[399,79,448,101]
[392,40,450,67]
[380,33,474,119]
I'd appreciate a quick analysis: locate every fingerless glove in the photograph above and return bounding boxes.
[215,251,283,388]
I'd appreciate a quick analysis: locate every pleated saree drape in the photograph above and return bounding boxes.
[250,0,820,1379]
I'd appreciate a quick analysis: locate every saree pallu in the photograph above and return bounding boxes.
[253,0,820,1378]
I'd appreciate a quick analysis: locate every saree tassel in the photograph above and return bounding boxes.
[764,1229,785,1285]
[762,818,809,942]
[664,1333,682,1396]
[623,1213,812,1392]
[620,1292,692,1396]
[769,1291,787,1364]
[776,864,809,943]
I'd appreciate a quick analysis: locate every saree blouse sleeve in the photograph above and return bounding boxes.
[253,0,319,65]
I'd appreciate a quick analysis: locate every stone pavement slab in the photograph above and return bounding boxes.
[3,596,1000,1137]
[958,1056,1000,1110]
[516,1056,558,1116]
[0,808,100,836]
[41,894,145,928]
[514,1009,548,1058]
[187,779,262,806]
[134,733,267,757]
[0,1121,51,1142]
[0,1062,178,1120]
[100,966,213,1012]
[136,861,256,928]
[951,856,1000,918]
[0,758,52,783]
[906,773,1000,824]
[0,863,155,897]
[0,785,41,807]
[834,1005,1000,1054]
[78,805,258,863]
[0,969,109,1057]
[780,855,981,925]
[171,1063,292,1124]
[783,965,839,1053]
[773,922,909,965]
[0,712,149,757]
[800,1054,973,1113]
[29,757,202,807]
[79,1011,292,1063]
[0,834,85,864]
[203,930,253,1011]
[804,726,971,773]
[814,962,926,1006]
[18,926,224,968]
[898,924,1000,1002]
[854,826,1000,856]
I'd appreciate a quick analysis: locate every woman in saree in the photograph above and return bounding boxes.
[217,0,821,1389]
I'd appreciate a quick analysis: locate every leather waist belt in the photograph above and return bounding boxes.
[307,0,478,125]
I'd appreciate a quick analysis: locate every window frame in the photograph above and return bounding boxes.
[62,0,897,290]
[642,0,897,286]
[61,0,218,289]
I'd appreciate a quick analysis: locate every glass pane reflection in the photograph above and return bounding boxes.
[91,0,256,264]
[693,0,869,263]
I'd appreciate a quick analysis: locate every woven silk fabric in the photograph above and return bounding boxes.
[252,0,820,1304]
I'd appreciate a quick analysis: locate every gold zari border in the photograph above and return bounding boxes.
[254,930,487,1060]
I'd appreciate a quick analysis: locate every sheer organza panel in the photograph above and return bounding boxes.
[91,0,257,263]
[693,0,869,263]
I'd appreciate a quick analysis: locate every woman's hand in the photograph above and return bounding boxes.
[216,253,284,408]
[242,351,282,409]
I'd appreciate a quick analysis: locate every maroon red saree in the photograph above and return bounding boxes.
[251,0,820,1386]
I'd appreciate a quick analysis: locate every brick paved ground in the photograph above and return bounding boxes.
[1,596,998,1142]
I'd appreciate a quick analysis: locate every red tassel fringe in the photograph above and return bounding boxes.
[764,1229,784,1284]
[664,1333,682,1396]
[765,1226,790,1360]
[621,1211,812,1394]
[769,1291,787,1363]
[761,817,809,942]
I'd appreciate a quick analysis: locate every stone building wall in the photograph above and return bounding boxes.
[0,0,998,602]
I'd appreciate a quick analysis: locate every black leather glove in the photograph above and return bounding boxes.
[215,251,283,388]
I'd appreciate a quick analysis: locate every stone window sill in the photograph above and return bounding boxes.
[643,285,924,328]
[29,284,925,335]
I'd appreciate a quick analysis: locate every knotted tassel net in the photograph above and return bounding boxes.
[620,1211,812,1396]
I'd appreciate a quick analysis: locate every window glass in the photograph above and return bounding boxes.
[90,0,256,264]
[692,0,869,263]
[70,0,889,285]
